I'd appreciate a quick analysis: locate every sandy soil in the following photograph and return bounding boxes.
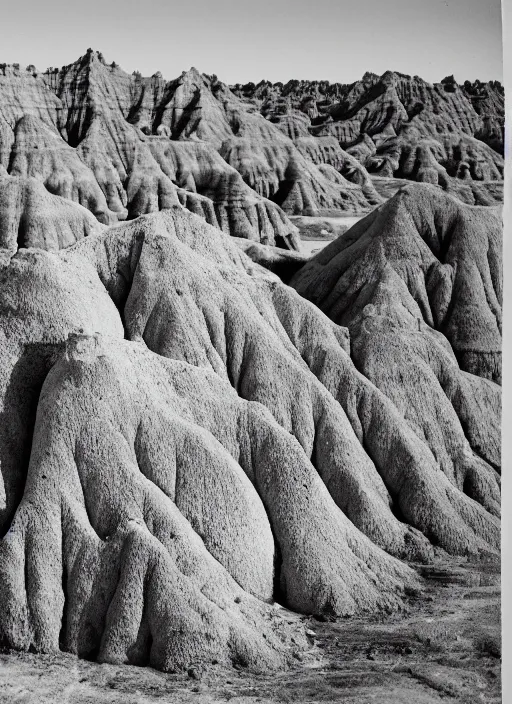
[290,215,365,240]
[300,239,331,256]
[292,214,367,256]
[0,559,500,703]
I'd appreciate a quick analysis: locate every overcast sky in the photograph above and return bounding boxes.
[1,0,503,84]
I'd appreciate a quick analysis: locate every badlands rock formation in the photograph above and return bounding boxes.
[0,51,396,253]
[234,71,504,205]
[0,186,501,671]
[291,184,502,382]
[0,166,103,251]
[4,53,502,251]
[0,50,502,677]
[291,184,501,505]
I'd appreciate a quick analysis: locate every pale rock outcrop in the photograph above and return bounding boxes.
[1,206,440,670]
[149,138,300,247]
[0,64,61,131]
[0,246,121,531]
[72,205,500,562]
[219,136,377,215]
[463,79,504,154]
[7,115,116,223]
[294,136,382,206]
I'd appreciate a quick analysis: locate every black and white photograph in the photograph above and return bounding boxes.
[0,0,508,701]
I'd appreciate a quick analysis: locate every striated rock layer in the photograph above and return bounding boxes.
[0,51,397,254]
[0,55,503,254]
[233,71,504,204]
[0,166,103,252]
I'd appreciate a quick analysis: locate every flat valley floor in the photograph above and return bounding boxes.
[0,559,500,704]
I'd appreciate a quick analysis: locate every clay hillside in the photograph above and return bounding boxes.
[0,48,502,678]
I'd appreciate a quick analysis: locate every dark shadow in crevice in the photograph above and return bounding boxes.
[93,231,145,341]
[269,180,295,209]
[272,534,286,608]
[0,341,63,538]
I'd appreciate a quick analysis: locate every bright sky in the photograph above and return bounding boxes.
[1,0,503,84]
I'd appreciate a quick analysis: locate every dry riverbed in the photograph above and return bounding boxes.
[0,558,500,704]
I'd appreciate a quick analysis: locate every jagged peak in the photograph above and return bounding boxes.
[180,66,203,82]
[379,70,398,87]
[362,71,380,82]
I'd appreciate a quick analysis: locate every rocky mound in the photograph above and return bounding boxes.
[291,184,502,381]
[291,183,501,503]
[148,139,300,246]
[0,185,500,671]
[0,167,103,251]
[218,136,380,215]
[127,65,381,215]
[0,47,502,678]
[348,116,504,206]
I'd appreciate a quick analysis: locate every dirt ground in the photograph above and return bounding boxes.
[291,215,364,240]
[0,558,500,703]
[292,214,365,256]
[299,238,331,256]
